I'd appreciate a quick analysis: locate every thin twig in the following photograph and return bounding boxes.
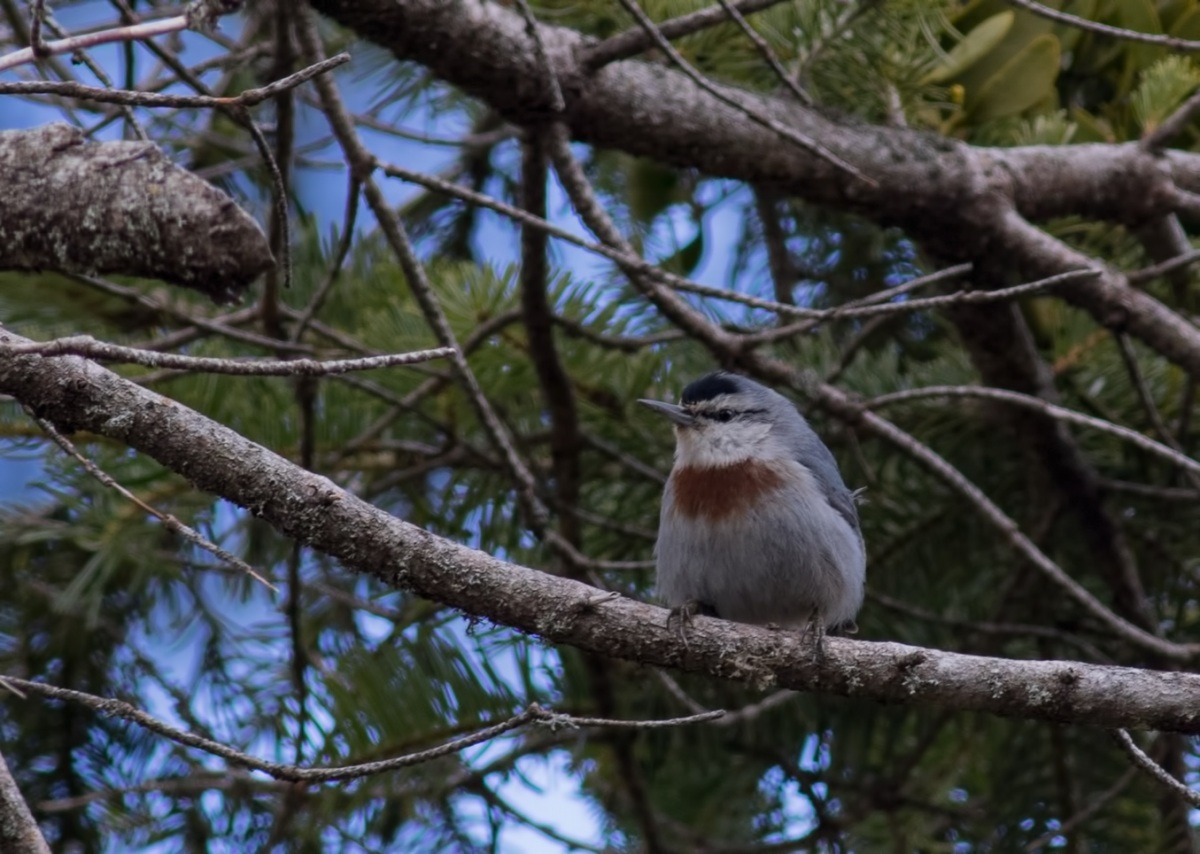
[1143,85,1200,151]
[653,669,708,715]
[0,679,721,782]
[385,155,1085,324]
[654,669,797,726]
[67,275,311,354]
[613,0,873,185]
[471,784,607,854]
[1004,0,1200,52]
[292,3,551,532]
[3,336,454,375]
[755,188,799,305]
[1100,479,1200,502]
[867,384,1200,480]
[0,15,188,73]
[334,310,522,460]
[290,175,361,342]
[566,505,658,541]
[715,0,811,105]
[29,414,277,591]
[537,708,725,729]
[1128,248,1200,284]
[582,431,669,484]
[0,53,351,106]
[1113,333,1193,456]
[553,313,684,351]
[511,7,585,561]
[821,313,891,383]
[296,94,515,147]
[1111,729,1200,808]
[379,160,1002,322]
[0,681,522,782]
[242,106,295,294]
[869,591,1111,663]
[37,7,148,140]
[583,0,790,69]
[1114,330,1200,491]
[28,0,47,56]
[827,382,1197,662]
[36,771,281,814]
[739,269,1095,343]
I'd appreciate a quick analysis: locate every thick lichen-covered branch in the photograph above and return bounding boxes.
[0,124,271,304]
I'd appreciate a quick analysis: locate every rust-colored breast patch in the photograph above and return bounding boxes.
[669,460,787,521]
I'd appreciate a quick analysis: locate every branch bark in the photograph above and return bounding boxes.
[0,124,272,304]
[5,328,1200,733]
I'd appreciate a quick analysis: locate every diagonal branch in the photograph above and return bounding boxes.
[292,3,550,532]
[1111,729,1200,808]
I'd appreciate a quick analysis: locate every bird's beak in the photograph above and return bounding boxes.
[637,399,696,427]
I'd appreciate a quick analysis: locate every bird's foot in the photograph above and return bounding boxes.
[666,600,717,649]
[801,608,827,667]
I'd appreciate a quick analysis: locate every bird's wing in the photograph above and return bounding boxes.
[824,484,861,533]
[792,428,861,534]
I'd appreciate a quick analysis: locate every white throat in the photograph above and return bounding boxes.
[674,421,776,469]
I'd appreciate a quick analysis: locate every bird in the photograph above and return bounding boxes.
[638,372,865,643]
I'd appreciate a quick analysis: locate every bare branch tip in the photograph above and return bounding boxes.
[0,676,28,699]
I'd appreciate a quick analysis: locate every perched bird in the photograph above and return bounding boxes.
[639,372,865,639]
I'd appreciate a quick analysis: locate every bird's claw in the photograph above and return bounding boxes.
[666,600,716,649]
[802,608,827,667]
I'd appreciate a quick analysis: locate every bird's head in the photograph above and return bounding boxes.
[638,372,798,469]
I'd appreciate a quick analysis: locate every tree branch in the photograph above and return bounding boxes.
[0,124,271,304]
[6,328,1200,731]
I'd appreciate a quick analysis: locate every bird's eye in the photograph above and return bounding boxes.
[710,409,736,422]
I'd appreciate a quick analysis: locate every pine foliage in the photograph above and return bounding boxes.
[2,0,1200,851]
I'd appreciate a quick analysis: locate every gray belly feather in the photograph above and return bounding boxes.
[655,466,865,629]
